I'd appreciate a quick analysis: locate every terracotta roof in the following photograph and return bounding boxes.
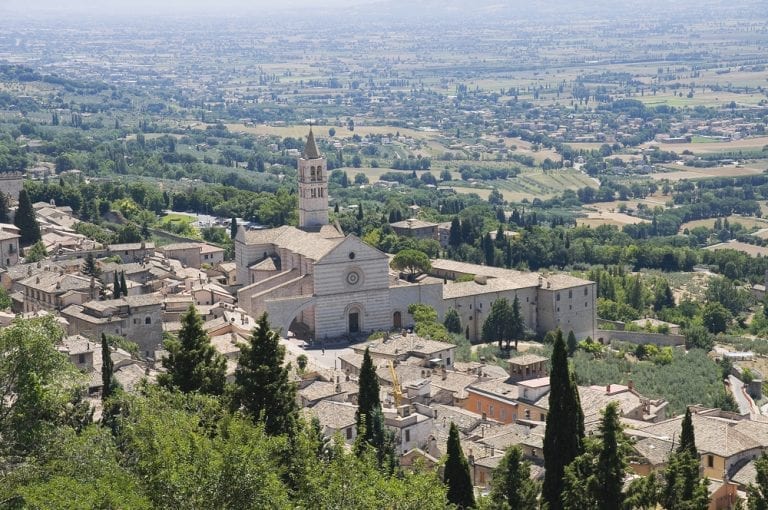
[640,414,760,458]
[443,274,541,299]
[303,400,357,430]
[390,219,438,229]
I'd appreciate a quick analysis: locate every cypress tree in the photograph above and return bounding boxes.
[113,272,121,299]
[14,189,41,246]
[747,453,768,510]
[596,402,626,510]
[82,252,100,278]
[357,202,364,221]
[662,412,708,510]
[356,347,381,445]
[0,191,9,223]
[489,446,538,510]
[677,407,697,456]
[355,347,396,470]
[542,329,585,510]
[101,333,118,401]
[159,304,226,395]
[120,271,128,297]
[230,216,237,239]
[444,422,475,509]
[567,330,578,357]
[231,312,297,435]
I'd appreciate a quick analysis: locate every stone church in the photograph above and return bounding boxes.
[236,130,596,341]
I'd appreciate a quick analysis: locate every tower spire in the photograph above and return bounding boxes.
[303,126,320,160]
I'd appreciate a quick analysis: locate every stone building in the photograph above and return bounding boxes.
[61,295,164,356]
[0,229,20,268]
[235,129,597,342]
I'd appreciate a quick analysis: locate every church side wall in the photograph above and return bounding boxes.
[235,240,275,286]
[389,282,444,329]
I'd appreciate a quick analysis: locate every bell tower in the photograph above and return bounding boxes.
[298,128,329,229]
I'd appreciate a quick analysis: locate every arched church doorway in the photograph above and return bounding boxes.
[348,307,361,334]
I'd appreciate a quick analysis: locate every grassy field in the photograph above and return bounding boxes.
[680,215,768,232]
[637,90,767,109]
[577,211,649,228]
[705,240,768,258]
[651,164,766,181]
[644,136,768,155]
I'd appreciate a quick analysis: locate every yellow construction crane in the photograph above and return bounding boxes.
[389,360,404,407]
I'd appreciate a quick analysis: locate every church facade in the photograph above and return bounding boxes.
[235,130,596,342]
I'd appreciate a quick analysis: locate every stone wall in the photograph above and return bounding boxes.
[597,329,685,347]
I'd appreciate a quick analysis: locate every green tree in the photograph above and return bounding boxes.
[0,316,84,457]
[113,271,121,299]
[159,304,226,395]
[230,216,237,239]
[678,407,697,456]
[82,252,100,278]
[355,347,395,470]
[101,333,118,401]
[390,249,431,280]
[662,414,709,510]
[542,329,585,510]
[231,312,297,435]
[120,270,128,297]
[747,453,768,510]
[684,323,714,350]
[567,330,578,357]
[444,421,475,508]
[488,446,538,509]
[444,308,462,334]
[0,190,9,223]
[23,240,47,263]
[562,402,627,510]
[14,189,41,246]
[624,472,660,510]
[117,222,142,244]
[482,297,523,350]
[702,301,731,334]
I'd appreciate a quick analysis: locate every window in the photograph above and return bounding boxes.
[585,302,588,308]
[133,318,138,325]
[707,455,714,468]
[476,401,481,412]
[405,429,411,443]
[541,413,546,420]
[584,287,588,296]
[145,317,152,324]
[569,290,572,299]
[557,307,560,312]
[489,405,494,417]
[346,428,352,440]
[556,293,560,301]
[78,354,86,364]
[500,408,507,420]
[524,410,530,419]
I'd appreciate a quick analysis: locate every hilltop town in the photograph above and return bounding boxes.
[2,0,768,507]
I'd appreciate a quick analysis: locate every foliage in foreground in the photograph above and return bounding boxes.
[2,387,449,509]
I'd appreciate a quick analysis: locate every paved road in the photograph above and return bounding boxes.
[281,336,354,371]
[728,375,758,417]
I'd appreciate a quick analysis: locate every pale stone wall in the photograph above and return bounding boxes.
[537,282,596,339]
[444,286,538,342]
[389,281,444,330]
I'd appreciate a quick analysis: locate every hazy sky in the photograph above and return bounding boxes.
[2,0,377,16]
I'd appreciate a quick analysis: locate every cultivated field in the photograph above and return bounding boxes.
[651,165,766,181]
[680,215,768,232]
[704,240,768,257]
[577,211,649,227]
[642,136,768,155]
[225,123,436,141]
